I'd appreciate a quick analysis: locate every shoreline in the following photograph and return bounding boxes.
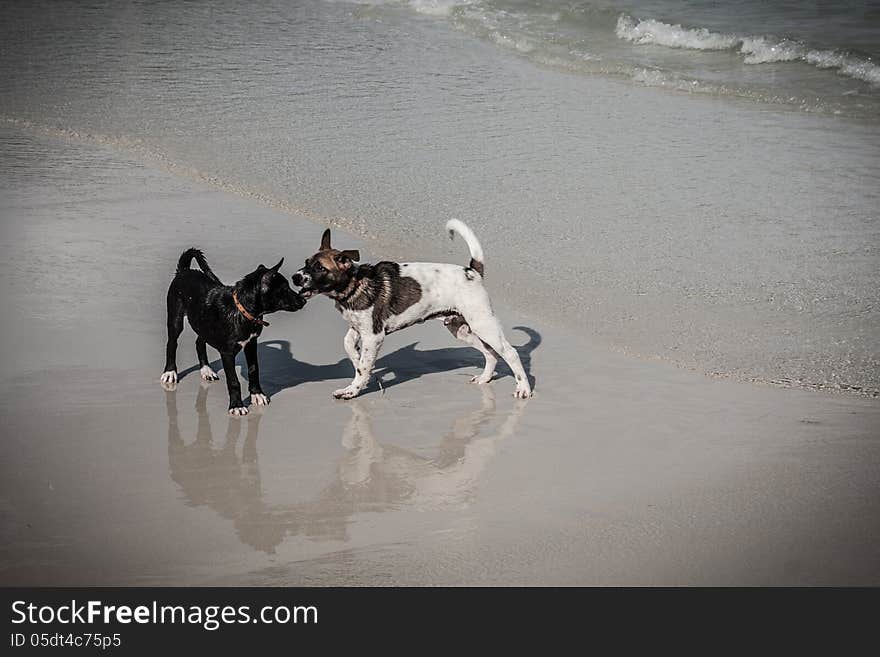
[2,116,877,399]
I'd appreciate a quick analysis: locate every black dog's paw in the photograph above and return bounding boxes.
[228,405,249,416]
[160,371,178,391]
[251,393,270,406]
[200,366,220,382]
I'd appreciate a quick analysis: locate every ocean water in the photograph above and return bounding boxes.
[0,0,878,393]
[352,0,880,117]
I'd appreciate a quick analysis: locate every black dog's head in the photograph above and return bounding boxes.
[241,258,305,313]
[291,229,360,299]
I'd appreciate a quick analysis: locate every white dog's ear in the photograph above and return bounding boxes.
[335,250,358,270]
[321,228,332,250]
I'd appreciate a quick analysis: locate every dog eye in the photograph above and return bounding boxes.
[313,263,325,273]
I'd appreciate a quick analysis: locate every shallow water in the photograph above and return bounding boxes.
[0,0,878,394]
[390,0,880,117]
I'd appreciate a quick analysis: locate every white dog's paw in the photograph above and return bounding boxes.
[470,374,493,385]
[228,406,249,416]
[160,371,178,390]
[333,386,360,400]
[200,366,219,381]
[513,384,533,399]
[251,393,270,406]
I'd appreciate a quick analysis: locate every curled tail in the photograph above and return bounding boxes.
[176,248,221,284]
[445,219,485,277]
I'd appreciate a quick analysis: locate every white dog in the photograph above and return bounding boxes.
[292,220,533,399]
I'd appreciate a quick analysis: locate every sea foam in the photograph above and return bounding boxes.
[407,0,468,17]
[616,14,880,86]
[615,15,738,51]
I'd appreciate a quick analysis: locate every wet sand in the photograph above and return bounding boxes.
[1,130,878,585]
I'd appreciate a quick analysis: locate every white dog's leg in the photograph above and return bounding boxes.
[450,321,498,384]
[343,327,361,368]
[334,333,384,400]
[462,310,532,398]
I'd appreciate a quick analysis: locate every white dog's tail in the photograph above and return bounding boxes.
[445,219,485,277]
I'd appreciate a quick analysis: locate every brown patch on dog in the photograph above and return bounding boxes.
[325,261,423,334]
[370,263,422,333]
[442,314,500,359]
[300,245,363,301]
[307,229,423,333]
[469,258,484,277]
[443,314,468,336]
[312,249,360,272]
[389,272,422,315]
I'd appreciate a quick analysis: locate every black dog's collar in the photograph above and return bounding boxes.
[233,291,269,327]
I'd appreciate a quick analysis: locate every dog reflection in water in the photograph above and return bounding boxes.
[166,385,266,546]
[335,389,524,509]
[166,385,526,553]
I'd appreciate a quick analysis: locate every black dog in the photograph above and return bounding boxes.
[161,249,306,414]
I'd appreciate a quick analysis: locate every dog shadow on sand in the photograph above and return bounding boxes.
[165,382,529,553]
[177,326,541,399]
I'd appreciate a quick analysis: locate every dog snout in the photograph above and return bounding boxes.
[292,270,313,290]
[280,292,305,312]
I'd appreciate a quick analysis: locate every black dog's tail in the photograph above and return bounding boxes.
[177,248,221,284]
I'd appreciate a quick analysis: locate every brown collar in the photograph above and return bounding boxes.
[233,291,269,327]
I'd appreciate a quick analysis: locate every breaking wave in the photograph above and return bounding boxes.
[616,14,880,86]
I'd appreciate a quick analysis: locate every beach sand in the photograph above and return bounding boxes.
[1,129,878,585]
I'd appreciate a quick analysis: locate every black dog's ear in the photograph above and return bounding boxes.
[270,257,284,272]
[321,228,332,250]
[340,249,360,262]
[257,264,267,272]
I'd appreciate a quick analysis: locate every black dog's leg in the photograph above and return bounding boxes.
[161,289,185,388]
[196,337,219,381]
[244,339,269,406]
[220,349,247,416]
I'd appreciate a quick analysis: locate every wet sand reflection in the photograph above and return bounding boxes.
[166,385,527,553]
